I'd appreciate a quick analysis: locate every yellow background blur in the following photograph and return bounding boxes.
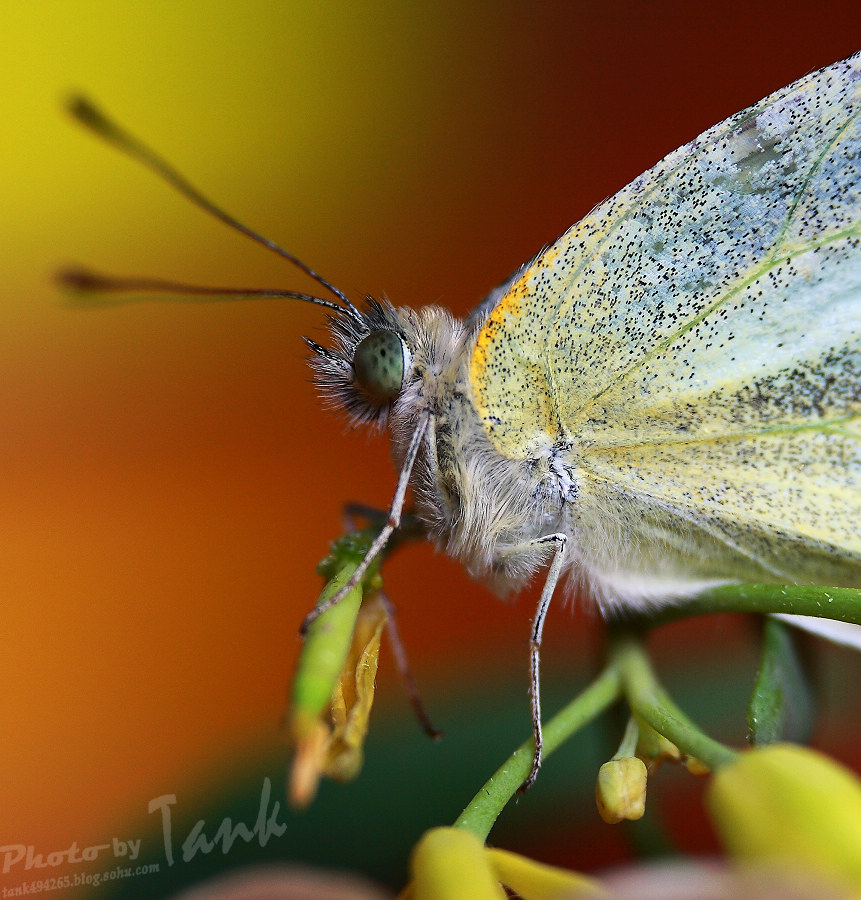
[2,2,859,895]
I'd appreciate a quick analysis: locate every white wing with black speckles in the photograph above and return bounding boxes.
[472,52,861,612]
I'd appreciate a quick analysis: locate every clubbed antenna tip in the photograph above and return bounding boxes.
[63,95,362,320]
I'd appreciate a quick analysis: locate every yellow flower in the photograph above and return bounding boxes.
[707,743,861,891]
[403,827,602,900]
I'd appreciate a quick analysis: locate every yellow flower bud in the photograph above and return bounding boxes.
[286,529,388,807]
[595,757,647,824]
[684,756,710,777]
[707,743,861,890]
[634,715,681,772]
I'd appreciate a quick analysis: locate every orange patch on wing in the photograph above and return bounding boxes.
[470,274,529,388]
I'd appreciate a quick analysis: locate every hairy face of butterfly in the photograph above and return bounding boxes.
[306,297,414,429]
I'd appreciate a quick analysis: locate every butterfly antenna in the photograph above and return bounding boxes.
[66,95,361,318]
[56,268,352,315]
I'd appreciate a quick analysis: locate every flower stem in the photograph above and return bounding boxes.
[628,583,861,629]
[453,664,623,841]
[450,582,856,843]
[610,631,738,771]
[612,715,641,761]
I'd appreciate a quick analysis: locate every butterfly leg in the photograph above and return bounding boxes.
[342,502,426,545]
[520,532,568,791]
[300,412,430,634]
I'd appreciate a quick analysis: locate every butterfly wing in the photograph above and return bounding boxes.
[471,52,861,605]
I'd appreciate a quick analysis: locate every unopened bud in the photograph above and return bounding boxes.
[596,757,647,824]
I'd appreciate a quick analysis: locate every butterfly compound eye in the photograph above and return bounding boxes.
[352,329,410,403]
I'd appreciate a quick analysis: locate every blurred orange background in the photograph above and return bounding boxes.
[3,2,860,896]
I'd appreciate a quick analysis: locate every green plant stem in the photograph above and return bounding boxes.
[627,583,861,629]
[612,715,640,761]
[610,632,738,771]
[453,664,623,841]
[451,582,857,844]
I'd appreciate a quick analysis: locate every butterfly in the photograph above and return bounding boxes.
[63,50,861,788]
